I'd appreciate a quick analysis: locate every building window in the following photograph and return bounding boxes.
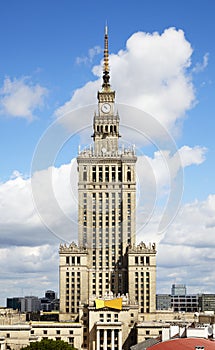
[105,166,109,181]
[127,167,131,181]
[56,330,60,335]
[69,337,74,345]
[43,330,47,335]
[83,166,87,181]
[118,166,122,182]
[112,166,116,181]
[6,333,10,338]
[92,166,96,182]
[99,166,103,182]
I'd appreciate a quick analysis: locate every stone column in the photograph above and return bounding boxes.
[111,329,115,350]
[103,329,107,350]
[118,329,122,350]
[96,329,100,350]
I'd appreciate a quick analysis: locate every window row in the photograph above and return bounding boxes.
[66,256,81,265]
[135,256,150,265]
[82,166,133,182]
[95,124,118,134]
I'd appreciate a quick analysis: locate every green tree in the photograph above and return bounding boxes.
[20,339,76,350]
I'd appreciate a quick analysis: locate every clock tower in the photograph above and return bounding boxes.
[76,25,137,298]
[93,25,119,155]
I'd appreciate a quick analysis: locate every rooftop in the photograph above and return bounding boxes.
[149,338,215,350]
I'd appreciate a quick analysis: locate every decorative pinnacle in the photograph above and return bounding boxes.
[102,24,110,90]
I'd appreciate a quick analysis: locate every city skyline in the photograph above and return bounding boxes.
[0,0,215,305]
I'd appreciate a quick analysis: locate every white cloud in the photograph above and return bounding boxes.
[76,45,102,65]
[135,145,207,238]
[155,194,215,293]
[192,53,209,73]
[132,193,215,294]
[178,145,207,167]
[139,145,206,192]
[162,194,215,248]
[0,76,47,120]
[56,27,197,137]
[0,244,59,304]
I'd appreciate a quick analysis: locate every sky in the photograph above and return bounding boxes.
[0,0,215,305]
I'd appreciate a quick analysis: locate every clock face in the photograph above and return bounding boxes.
[101,103,111,113]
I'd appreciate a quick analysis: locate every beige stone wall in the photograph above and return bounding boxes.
[0,322,83,350]
[128,243,156,314]
[59,244,88,316]
[142,311,196,322]
[137,322,165,343]
[0,325,31,350]
[0,309,26,325]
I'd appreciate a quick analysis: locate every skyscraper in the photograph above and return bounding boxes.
[59,26,157,350]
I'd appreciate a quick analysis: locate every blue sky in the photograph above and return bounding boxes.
[0,0,215,303]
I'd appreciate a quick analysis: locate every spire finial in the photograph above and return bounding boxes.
[102,24,110,90]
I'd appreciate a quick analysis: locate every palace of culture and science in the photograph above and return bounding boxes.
[0,27,213,350]
[59,27,156,350]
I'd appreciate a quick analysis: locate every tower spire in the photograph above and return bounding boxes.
[102,24,110,91]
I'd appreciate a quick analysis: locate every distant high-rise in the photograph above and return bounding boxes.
[59,26,157,350]
[45,290,57,301]
[171,284,186,296]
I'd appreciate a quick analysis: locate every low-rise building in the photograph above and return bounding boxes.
[171,294,199,312]
[156,295,171,311]
[198,294,215,312]
[0,322,83,350]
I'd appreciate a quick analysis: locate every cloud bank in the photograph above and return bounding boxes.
[0,76,47,120]
[0,142,208,303]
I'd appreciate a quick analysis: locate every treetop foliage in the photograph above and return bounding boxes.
[20,339,76,350]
